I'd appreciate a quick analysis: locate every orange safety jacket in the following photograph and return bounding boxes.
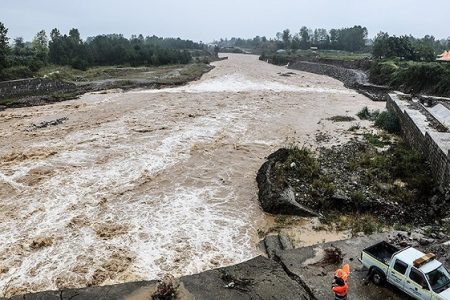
[332,283,348,297]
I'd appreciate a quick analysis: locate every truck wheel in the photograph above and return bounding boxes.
[371,269,385,286]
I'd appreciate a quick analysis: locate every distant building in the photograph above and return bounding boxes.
[276,49,287,54]
[310,47,318,51]
[437,50,450,61]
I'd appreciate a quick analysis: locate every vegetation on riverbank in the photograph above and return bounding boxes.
[264,109,448,235]
[0,21,215,81]
[370,60,450,97]
[0,63,213,107]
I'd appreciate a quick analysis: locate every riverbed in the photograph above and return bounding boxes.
[0,54,384,296]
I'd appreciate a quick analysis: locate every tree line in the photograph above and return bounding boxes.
[277,26,369,52]
[0,21,205,81]
[372,32,448,62]
[215,26,369,52]
[216,26,449,62]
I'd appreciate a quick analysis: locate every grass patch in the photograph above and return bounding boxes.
[327,115,356,122]
[311,177,336,198]
[352,140,434,197]
[276,146,320,181]
[37,63,212,84]
[363,133,389,147]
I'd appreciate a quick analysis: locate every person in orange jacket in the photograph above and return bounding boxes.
[332,277,348,300]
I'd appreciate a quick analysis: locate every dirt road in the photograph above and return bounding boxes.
[0,54,384,296]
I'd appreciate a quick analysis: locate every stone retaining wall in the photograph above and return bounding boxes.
[288,60,390,101]
[288,60,364,88]
[387,93,450,188]
[0,78,77,99]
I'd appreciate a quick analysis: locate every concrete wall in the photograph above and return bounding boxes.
[387,94,450,188]
[0,78,76,99]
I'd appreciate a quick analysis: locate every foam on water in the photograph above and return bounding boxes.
[132,74,357,94]
[0,106,258,295]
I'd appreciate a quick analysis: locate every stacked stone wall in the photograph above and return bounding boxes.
[0,78,76,99]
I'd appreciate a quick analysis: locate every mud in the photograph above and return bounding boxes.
[0,54,384,296]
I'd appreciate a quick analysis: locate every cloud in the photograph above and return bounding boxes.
[1,0,449,42]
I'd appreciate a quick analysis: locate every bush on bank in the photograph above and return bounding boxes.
[370,60,450,97]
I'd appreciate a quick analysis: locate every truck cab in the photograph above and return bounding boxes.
[360,242,450,300]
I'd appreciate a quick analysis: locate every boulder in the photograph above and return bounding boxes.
[256,149,318,216]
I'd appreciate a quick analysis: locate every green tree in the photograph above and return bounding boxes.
[282,29,291,49]
[0,22,9,69]
[291,35,300,50]
[372,32,389,58]
[299,26,310,49]
[32,30,49,64]
[13,37,25,55]
[329,29,338,47]
[49,28,64,64]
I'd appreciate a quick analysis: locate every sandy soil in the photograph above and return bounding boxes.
[0,54,384,296]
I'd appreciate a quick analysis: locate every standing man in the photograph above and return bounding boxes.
[332,277,348,300]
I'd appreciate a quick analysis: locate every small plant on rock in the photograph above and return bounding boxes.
[357,106,379,121]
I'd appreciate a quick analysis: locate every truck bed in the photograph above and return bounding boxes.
[363,241,400,265]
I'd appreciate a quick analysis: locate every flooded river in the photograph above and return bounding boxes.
[0,54,384,296]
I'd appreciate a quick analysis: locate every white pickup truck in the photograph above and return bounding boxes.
[360,241,450,299]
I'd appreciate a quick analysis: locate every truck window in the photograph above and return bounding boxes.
[410,268,428,290]
[393,259,408,274]
[426,265,450,293]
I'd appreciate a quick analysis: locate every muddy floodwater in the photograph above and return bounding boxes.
[0,54,384,296]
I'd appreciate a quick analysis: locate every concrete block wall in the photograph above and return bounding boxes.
[387,94,450,188]
[425,133,450,186]
[0,78,76,99]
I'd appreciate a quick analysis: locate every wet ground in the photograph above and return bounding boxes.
[0,54,384,296]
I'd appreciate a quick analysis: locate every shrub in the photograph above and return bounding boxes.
[375,111,400,133]
[363,133,387,147]
[0,66,33,80]
[370,60,450,97]
[71,58,89,71]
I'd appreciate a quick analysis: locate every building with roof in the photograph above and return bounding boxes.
[437,50,450,61]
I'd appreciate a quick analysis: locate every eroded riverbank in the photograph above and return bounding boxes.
[0,54,384,296]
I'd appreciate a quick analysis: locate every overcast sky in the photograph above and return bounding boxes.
[1,0,449,42]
